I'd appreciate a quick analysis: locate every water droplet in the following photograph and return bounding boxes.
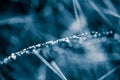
[106,31,109,35]
[20,51,24,55]
[36,44,41,47]
[98,33,101,37]
[23,49,27,51]
[81,33,85,36]
[11,53,16,60]
[25,50,29,54]
[15,52,21,56]
[91,31,95,34]
[93,34,97,38]
[65,37,70,43]
[110,30,113,34]
[4,58,8,64]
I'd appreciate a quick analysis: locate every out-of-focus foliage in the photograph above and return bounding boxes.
[0,0,120,80]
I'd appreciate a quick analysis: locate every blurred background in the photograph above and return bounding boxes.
[0,0,120,80]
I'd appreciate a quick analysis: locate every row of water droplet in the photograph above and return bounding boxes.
[0,30,114,65]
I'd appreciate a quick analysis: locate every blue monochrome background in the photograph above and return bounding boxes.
[0,0,120,80]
